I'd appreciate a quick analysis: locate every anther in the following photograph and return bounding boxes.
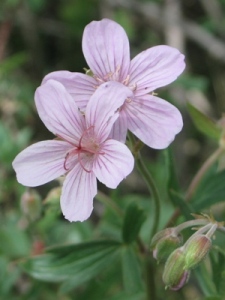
[126,97,132,103]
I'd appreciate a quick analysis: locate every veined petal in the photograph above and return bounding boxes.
[82,18,130,82]
[129,45,185,95]
[108,110,128,143]
[12,140,72,187]
[35,80,86,144]
[42,71,96,109]
[93,140,134,189]
[61,162,97,222]
[85,81,133,142]
[125,95,183,149]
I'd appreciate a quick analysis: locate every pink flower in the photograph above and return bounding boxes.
[43,18,185,149]
[12,80,134,222]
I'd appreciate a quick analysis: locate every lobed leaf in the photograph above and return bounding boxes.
[122,203,146,244]
[121,246,143,294]
[21,240,121,285]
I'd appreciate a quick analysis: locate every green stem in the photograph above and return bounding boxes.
[145,256,156,300]
[136,155,161,239]
[174,218,209,234]
[128,132,161,241]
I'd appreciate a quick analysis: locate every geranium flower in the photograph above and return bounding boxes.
[12,80,134,222]
[43,18,185,149]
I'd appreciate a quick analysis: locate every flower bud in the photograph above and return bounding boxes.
[21,189,42,221]
[163,248,190,290]
[184,234,211,270]
[151,228,183,263]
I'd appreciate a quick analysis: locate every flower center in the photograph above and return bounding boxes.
[63,126,104,173]
[92,65,137,92]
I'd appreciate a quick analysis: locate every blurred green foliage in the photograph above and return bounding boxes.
[1,0,225,299]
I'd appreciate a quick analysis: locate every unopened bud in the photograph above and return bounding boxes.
[151,228,182,263]
[163,248,190,290]
[184,234,211,270]
[21,189,42,221]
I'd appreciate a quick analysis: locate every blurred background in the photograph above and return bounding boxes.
[1,0,225,299]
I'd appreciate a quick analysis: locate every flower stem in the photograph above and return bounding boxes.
[174,219,209,234]
[145,256,156,300]
[128,132,161,241]
[137,155,161,239]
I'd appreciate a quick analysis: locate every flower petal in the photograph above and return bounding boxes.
[35,80,86,144]
[42,71,96,109]
[82,18,130,81]
[108,110,128,143]
[93,139,134,189]
[61,161,97,222]
[85,81,133,142]
[125,95,183,149]
[129,45,185,95]
[12,140,72,187]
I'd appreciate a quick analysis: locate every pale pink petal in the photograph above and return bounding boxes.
[12,140,72,187]
[82,19,130,82]
[125,95,183,149]
[129,45,185,96]
[61,161,97,222]
[93,140,134,189]
[108,110,128,143]
[85,81,133,142]
[42,71,96,109]
[35,80,86,144]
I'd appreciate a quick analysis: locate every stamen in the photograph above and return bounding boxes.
[126,97,132,103]
[63,152,70,171]
[93,75,105,84]
[129,83,137,91]
[122,74,130,86]
[104,72,113,80]
[114,65,121,77]
[78,107,85,116]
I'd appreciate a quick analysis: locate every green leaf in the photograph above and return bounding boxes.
[0,224,30,258]
[121,246,143,294]
[191,168,225,210]
[194,263,217,296]
[187,102,221,141]
[169,190,193,220]
[201,297,223,300]
[122,203,146,244]
[21,240,121,285]
[0,52,28,76]
[210,250,225,296]
[109,291,144,300]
